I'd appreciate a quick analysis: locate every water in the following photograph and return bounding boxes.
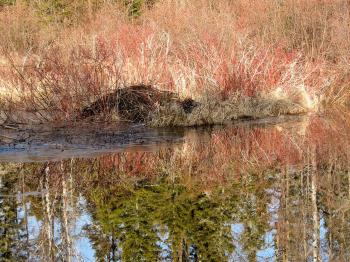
[1,113,350,261]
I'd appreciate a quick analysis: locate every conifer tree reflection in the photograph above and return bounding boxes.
[1,114,350,260]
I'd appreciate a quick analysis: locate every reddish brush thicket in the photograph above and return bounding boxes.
[0,0,349,121]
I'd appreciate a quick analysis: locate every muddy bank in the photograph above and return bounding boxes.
[0,114,308,162]
[78,85,310,127]
[0,121,186,162]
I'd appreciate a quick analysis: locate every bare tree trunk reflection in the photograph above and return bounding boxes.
[40,165,55,261]
[285,166,290,261]
[311,145,320,262]
[301,165,307,260]
[61,161,72,262]
[21,166,30,259]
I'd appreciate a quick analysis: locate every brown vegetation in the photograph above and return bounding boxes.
[0,0,349,125]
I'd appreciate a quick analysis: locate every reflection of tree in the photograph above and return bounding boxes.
[0,165,29,261]
[0,170,20,260]
[2,114,350,260]
[60,160,75,261]
[85,184,161,261]
[155,184,236,261]
[82,173,272,261]
[0,161,81,261]
[274,143,350,261]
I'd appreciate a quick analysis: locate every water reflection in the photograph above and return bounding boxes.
[1,112,350,261]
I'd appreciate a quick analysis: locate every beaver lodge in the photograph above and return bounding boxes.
[79,85,312,127]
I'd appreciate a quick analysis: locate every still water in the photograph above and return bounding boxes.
[1,113,350,261]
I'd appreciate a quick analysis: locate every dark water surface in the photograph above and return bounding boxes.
[1,113,350,261]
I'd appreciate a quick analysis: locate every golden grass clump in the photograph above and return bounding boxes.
[149,92,308,127]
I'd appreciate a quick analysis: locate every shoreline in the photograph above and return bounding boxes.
[0,85,315,127]
[0,113,309,162]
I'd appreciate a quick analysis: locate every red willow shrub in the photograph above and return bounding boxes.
[0,0,348,122]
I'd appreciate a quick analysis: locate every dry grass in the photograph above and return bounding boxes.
[150,94,307,127]
[0,0,349,125]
